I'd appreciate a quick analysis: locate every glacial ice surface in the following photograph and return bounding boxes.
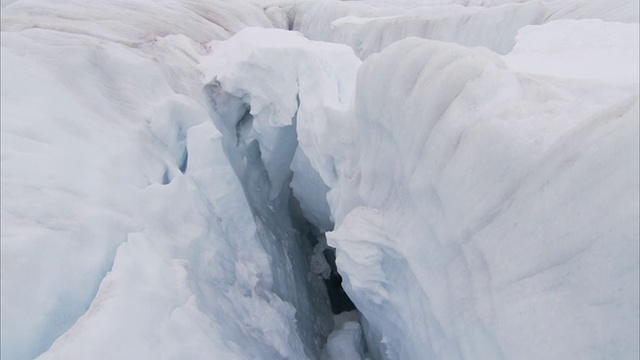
[1,0,638,359]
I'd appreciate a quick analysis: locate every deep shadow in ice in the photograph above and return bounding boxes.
[322,247,357,314]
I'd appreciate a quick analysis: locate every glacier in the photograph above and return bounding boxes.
[1,0,638,359]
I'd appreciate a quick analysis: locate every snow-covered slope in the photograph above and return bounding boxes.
[1,0,638,359]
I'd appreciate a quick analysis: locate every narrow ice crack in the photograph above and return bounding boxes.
[205,80,364,359]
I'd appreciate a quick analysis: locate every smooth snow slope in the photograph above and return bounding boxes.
[1,0,639,359]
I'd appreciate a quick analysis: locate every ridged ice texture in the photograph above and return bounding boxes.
[321,25,639,360]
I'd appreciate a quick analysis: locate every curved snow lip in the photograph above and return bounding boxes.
[200,27,361,234]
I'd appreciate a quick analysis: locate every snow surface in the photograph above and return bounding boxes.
[1,0,638,359]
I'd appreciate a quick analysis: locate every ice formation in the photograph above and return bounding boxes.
[327,32,639,359]
[1,0,638,359]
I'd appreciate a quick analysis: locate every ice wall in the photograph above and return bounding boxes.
[200,27,367,353]
[200,28,361,235]
[314,22,639,360]
[0,2,330,359]
[274,3,639,358]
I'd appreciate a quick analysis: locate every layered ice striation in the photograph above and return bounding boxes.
[320,22,639,360]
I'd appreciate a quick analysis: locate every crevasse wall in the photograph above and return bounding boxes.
[279,3,638,358]
[311,29,639,360]
[0,2,332,359]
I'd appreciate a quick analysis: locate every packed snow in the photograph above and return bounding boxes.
[1,0,638,359]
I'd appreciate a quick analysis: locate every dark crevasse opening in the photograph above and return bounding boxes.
[303,222,356,315]
[322,248,357,315]
[288,169,359,318]
[204,80,360,358]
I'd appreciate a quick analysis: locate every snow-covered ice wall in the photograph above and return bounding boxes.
[279,3,638,358]
[1,0,639,359]
[331,39,638,359]
[299,18,639,360]
[0,1,335,359]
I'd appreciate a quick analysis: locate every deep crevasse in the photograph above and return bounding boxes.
[200,28,367,359]
[197,23,639,359]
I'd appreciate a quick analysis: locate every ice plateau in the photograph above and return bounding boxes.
[1,0,638,359]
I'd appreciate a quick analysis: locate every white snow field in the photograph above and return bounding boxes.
[1,0,638,359]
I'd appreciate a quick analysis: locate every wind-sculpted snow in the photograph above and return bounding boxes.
[287,0,637,59]
[319,24,639,360]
